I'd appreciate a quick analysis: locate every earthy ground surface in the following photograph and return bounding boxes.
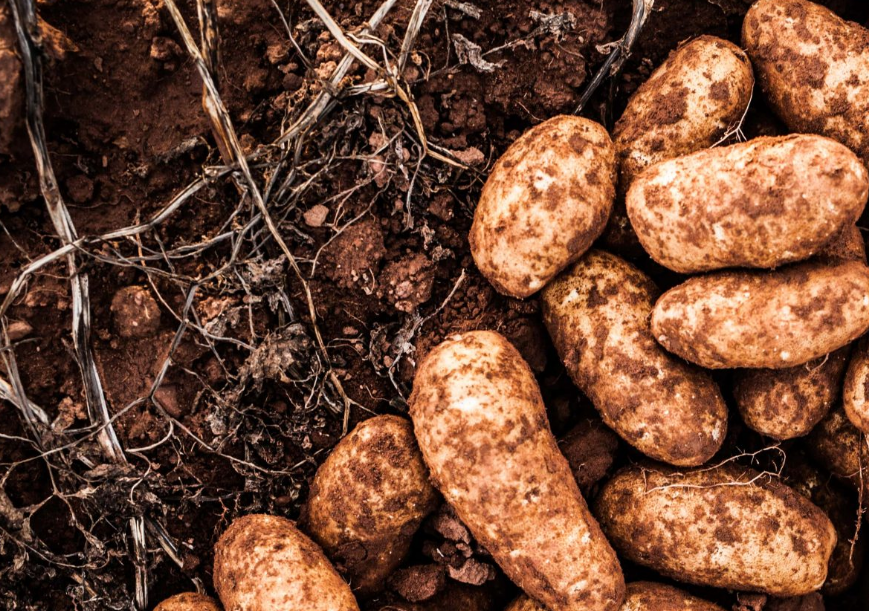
[1,0,868,609]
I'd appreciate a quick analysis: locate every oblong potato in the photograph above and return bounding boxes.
[213,514,359,611]
[506,582,726,611]
[594,464,836,596]
[603,35,753,257]
[304,415,438,593]
[542,250,727,466]
[808,405,869,498]
[734,347,849,440]
[154,593,221,611]
[743,0,869,163]
[469,116,615,298]
[409,331,625,611]
[626,135,868,273]
[843,337,869,433]
[652,260,869,369]
[615,36,754,191]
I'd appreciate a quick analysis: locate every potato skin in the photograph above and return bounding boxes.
[506,582,726,611]
[154,593,221,611]
[808,405,869,498]
[652,260,869,369]
[304,415,438,594]
[409,331,625,611]
[626,135,868,273]
[733,346,849,440]
[843,337,869,433]
[213,514,360,611]
[594,464,836,596]
[469,116,615,298]
[542,250,726,466]
[743,0,869,163]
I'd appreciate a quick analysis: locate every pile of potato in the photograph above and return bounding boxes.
[155,0,869,609]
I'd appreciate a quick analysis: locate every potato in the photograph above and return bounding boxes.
[743,0,869,163]
[602,36,753,257]
[816,224,867,265]
[626,135,868,273]
[594,463,836,596]
[154,593,221,611]
[614,36,753,191]
[843,337,869,433]
[542,250,727,465]
[807,405,869,498]
[213,514,359,611]
[304,415,438,594]
[733,346,849,440]
[651,260,869,369]
[506,582,726,611]
[409,330,625,611]
[469,116,615,298]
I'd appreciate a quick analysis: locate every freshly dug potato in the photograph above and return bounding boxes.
[304,415,438,594]
[843,337,869,433]
[743,0,869,163]
[626,135,868,273]
[733,346,849,440]
[594,464,836,596]
[506,582,726,611]
[614,36,753,191]
[409,330,625,611]
[542,250,727,465]
[154,593,221,611]
[807,405,869,498]
[213,514,360,611]
[603,36,753,257]
[652,260,869,369]
[469,116,615,298]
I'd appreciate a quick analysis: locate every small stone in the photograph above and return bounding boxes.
[6,320,32,341]
[303,204,329,228]
[154,385,183,418]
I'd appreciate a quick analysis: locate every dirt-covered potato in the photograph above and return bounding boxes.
[743,0,869,163]
[603,36,753,256]
[733,346,849,440]
[154,593,221,611]
[808,405,869,498]
[506,582,726,611]
[594,464,836,596]
[213,514,360,611]
[626,135,868,273]
[652,260,869,369]
[469,116,615,298]
[303,415,438,594]
[542,250,726,465]
[409,330,625,611]
[842,337,869,433]
[614,36,753,191]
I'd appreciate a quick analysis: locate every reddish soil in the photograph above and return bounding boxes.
[1,0,868,610]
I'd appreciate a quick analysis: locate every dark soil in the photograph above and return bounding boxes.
[1,0,868,610]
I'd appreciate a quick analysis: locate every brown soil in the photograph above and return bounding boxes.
[1,0,868,610]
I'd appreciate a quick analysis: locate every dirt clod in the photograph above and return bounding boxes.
[110,285,161,338]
